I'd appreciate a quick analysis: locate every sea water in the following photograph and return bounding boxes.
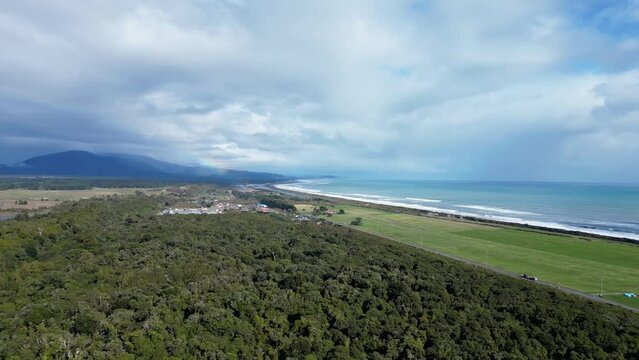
[276,179,639,241]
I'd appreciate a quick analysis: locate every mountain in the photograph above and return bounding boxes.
[0,150,290,183]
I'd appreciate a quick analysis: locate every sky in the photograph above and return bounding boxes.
[1,0,638,182]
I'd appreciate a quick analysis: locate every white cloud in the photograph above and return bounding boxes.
[0,0,637,180]
[105,6,248,67]
[555,70,639,178]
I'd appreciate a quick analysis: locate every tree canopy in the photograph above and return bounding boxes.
[0,195,637,359]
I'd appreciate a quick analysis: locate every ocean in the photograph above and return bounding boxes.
[276,179,639,241]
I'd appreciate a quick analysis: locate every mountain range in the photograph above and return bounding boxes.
[0,150,290,183]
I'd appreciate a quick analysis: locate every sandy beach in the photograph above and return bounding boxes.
[273,183,639,242]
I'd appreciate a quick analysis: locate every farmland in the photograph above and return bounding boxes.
[298,204,639,308]
[0,188,163,212]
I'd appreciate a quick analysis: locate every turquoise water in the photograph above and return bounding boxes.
[277,179,639,240]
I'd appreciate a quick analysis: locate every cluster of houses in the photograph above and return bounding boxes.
[256,203,271,213]
[291,214,326,225]
[161,208,220,215]
[160,202,244,216]
[160,201,285,216]
[292,214,312,222]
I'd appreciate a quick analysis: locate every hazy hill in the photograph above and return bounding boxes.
[0,150,290,183]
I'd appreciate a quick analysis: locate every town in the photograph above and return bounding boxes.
[158,185,321,224]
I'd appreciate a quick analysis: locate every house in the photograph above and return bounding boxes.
[325,209,335,217]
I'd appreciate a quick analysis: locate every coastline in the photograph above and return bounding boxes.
[271,183,639,243]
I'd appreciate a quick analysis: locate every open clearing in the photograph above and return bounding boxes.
[0,188,163,211]
[298,204,639,309]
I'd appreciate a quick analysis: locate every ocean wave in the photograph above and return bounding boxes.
[493,218,639,241]
[347,193,388,199]
[455,204,540,216]
[295,179,330,185]
[578,220,639,229]
[296,188,321,193]
[293,188,321,193]
[275,184,321,193]
[273,184,639,241]
[302,190,457,214]
[405,197,442,203]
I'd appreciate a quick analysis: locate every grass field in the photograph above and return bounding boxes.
[0,188,164,211]
[298,204,639,308]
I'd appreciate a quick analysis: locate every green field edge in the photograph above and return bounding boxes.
[297,204,639,310]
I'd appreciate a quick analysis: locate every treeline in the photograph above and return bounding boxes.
[233,191,297,211]
[258,196,297,211]
[0,196,638,358]
[0,177,183,190]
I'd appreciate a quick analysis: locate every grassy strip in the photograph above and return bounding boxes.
[299,204,639,309]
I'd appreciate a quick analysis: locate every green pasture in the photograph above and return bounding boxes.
[0,188,162,201]
[299,204,639,308]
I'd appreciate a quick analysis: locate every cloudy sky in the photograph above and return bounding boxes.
[1,1,638,181]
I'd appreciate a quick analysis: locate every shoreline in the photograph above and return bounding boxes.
[271,183,639,244]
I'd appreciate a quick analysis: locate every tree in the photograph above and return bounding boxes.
[1,194,638,359]
[350,217,363,226]
[338,209,345,215]
[15,210,30,221]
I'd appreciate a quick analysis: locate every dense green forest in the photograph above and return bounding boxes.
[0,196,638,359]
[232,191,297,211]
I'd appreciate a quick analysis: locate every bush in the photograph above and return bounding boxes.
[350,217,362,226]
[14,210,30,221]
[259,196,297,212]
[0,195,638,359]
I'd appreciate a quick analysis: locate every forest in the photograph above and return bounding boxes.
[232,191,298,211]
[0,195,638,359]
